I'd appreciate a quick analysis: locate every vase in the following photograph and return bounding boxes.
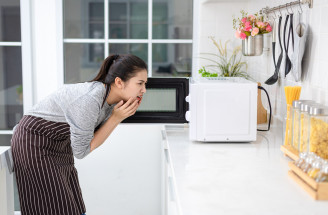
[242,34,263,56]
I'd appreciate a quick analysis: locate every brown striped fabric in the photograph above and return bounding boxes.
[11,115,86,215]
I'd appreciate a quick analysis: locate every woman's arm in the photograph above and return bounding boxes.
[90,97,139,152]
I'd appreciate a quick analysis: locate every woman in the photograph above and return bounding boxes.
[11,54,147,215]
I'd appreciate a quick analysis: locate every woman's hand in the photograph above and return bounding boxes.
[111,97,139,122]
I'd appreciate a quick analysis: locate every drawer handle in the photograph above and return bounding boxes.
[164,149,169,164]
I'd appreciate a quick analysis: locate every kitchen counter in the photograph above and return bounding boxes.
[163,123,328,215]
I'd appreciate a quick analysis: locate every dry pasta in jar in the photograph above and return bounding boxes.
[308,106,328,160]
[299,103,317,152]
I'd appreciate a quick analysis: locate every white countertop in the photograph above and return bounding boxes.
[164,124,328,215]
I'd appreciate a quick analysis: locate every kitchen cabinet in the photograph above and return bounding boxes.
[75,124,163,215]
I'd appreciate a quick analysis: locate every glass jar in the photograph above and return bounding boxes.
[299,102,318,153]
[307,158,324,179]
[308,106,328,159]
[295,152,308,168]
[316,162,328,182]
[291,100,313,150]
[300,152,316,172]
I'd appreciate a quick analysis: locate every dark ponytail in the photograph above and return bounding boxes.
[91,54,148,108]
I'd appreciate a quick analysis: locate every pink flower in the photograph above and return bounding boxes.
[248,15,255,21]
[240,32,247,40]
[251,27,259,36]
[244,25,252,32]
[257,21,265,28]
[241,17,247,24]
[266,25,272,32]
[245,21,251,26]
[235,30,241,38]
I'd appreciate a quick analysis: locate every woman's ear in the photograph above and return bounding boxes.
[114,77,124,89]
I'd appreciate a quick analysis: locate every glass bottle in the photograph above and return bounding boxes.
[295,152,308,168]
[300,152,316,172]
[316,162,328,182]
[307,158,323,179]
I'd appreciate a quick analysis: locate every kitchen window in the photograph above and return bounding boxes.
[0,0,32,212]
[63,0,193,84]
[0,0,33,138]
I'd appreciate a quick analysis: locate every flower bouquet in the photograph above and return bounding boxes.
[233,10,272,56]
[233,10,272,39]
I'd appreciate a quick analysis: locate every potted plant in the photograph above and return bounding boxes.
[233,10,272,56]
[199,37,249,79]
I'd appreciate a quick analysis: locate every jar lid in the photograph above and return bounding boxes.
[312,159,323,169]
[300,102,318,112]
[322,163,328,173]
[293,100,314,108]
[309,106,328,116]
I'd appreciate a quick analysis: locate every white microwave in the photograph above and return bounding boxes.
[185,77,258,142]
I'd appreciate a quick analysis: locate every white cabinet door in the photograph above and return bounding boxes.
[75,124,163,215]
[162,129,179,215]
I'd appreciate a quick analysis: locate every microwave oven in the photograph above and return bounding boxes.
[123,77,189,123]
[186,77,257,142]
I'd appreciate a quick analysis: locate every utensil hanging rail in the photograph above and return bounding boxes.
[261,0,313,15]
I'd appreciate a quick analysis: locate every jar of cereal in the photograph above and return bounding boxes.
[299,102,318,153]
[308,106,328,159]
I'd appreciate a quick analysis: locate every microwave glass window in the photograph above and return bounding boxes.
[137,88,176,112]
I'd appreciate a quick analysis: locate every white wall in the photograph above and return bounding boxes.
[196,0,328,120]
[30,0,63,104]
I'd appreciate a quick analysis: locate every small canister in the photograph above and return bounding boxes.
[300,152,317,172]
[316,162,328,182]
[308,106,328,159]
[295,152,308,168]
[291,100,313,150]
[299,102,317,152]
[307,158,324,179]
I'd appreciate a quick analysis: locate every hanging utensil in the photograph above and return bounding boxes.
[284,3,294,77]
[296,1,306,37]
[291,3,308,82]
[265,15,283,85]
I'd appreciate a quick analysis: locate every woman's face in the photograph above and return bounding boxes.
[121,69,147,104]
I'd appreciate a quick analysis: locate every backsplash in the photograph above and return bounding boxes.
[196,0,328,121]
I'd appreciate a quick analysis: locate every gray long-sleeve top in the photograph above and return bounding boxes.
[22,81,115,159]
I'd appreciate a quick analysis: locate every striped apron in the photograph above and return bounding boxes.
[11,115,86,215]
